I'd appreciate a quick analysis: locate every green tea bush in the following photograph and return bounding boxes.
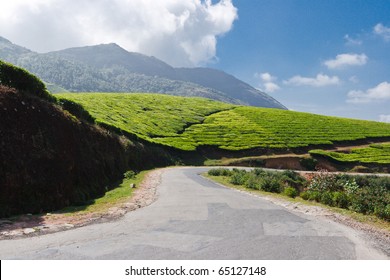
[258,173,283,193]
[280,170,306,190]
[283,187,298,198]
[244,171,284,193]
[253,168,267,176]
[245,174,261,190]
[308,191,322,202]
[332,192,350,209]
[348,185,387,215]
[376,204,390,221]
[320,191,334,206]
[208,168,232,176]
[300,191,310,200]
[349,190,370,214]
[230,169,249,185]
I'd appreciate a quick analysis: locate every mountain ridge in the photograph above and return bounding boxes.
[0,36,286,109]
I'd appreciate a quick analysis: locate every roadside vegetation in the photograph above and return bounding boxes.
[207,168,390,222]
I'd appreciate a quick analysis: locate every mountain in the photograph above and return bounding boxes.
[52,43,178,78]
[0,36,32,61]
[0,36,286,109]
[177,67,282,108]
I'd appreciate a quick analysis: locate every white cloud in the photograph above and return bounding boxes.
[347,82,390,103]
[0,0,238,66]
[263,82,280,93]
[349,76,359,83]
[256,72,275,82]
[255,72,280,93]
[379,114,390,123]
[324,53,368,69]
[374,23,390,41]
[284,73,340,87]
[344,34,362,46]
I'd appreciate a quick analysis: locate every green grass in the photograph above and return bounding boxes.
[310,143,390,164]
[57,170,148,215]
[57,93,390,151]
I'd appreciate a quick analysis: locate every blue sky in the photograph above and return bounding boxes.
[0,0,389,122]
[214,0,390,122]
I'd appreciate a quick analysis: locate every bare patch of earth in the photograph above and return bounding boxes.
[0,169,163,240]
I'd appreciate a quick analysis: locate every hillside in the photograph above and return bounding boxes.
[58,93,390,152]
[0,36,286,109]
[0,62,174,218]
[310,143,390,164]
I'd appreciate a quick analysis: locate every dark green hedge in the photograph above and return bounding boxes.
[0,60,55,102]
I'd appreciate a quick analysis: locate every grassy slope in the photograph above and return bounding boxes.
[58,93,233,150]
[57,93,390,152]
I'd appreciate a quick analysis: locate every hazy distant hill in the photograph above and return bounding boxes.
[0,36,286,109]
[0,36,32,60]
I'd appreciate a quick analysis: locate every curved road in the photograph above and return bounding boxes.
[0,167,387,259]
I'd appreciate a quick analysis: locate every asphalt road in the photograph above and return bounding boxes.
[0,167,387,259]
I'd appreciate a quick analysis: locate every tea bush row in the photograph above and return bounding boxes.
[310,143,390,164]
[208,168,306,196]
[57,93,390,152]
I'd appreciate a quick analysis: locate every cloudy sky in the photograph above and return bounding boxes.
[0,0,389,122]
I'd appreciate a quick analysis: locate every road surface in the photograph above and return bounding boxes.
[0,167,387,259]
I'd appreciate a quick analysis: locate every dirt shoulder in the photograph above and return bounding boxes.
[257,191,390,255]
[0,169,163,240]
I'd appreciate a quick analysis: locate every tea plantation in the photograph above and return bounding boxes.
[310,143,390,164]
[57,93,390,152]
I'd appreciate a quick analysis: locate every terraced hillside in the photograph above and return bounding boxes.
[310,143,390,164]
[58,93,390,152]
